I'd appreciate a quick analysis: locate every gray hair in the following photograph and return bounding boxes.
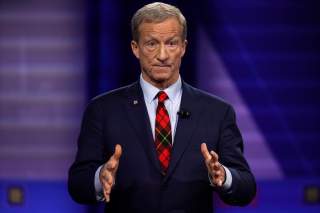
[131,2,187,42]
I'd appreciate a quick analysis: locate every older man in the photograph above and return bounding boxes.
[68,2,256,213]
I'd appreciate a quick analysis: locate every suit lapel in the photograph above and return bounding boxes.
[124,82,162,173]
[123,81,203,179]
[164,82,203,182]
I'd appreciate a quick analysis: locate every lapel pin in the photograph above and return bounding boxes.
[133,100,139,105]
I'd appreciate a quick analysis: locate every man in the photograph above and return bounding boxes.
[68,2,256,213]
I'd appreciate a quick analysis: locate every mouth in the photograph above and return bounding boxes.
[153,64,171,68]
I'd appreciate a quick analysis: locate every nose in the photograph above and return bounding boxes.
[157,43,169,62]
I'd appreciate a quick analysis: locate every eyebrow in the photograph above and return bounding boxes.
[144,35,180,42]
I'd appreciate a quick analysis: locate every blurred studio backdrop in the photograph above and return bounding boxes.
[0,0,320,212]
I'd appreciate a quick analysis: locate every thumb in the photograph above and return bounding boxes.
[113,144,122,161]
[106,144,122,171]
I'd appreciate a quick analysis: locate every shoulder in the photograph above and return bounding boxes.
[87,82,138,108]
[183,82,232,110]
[183,82,236,122]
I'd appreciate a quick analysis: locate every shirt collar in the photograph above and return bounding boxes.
[139,74,182,104]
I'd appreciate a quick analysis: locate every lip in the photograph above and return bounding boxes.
[153,64,171,67]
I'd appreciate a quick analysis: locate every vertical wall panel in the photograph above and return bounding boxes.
[0,0,86,180]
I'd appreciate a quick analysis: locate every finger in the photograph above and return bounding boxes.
[101,175,114,202]
[210,174,223,187]
[208,165,219,179]
[104,191,110,202]
[210,162,221,173]
[217,174,225,187]
[214,169,221,176]
[209,163,223,180]
[105,182,112,194]
[102,181,112,194]
[217,179,223,187]
[211,163,224,179]
[102,182,112,202]
[209,151,221,172]
[106,170,114,185]
[100,168,114,185]
[211,168,225,187]
[210,150,219,163]
[209,173,219,186]
[201,143,212,161]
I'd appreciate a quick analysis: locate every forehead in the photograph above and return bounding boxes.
[138,18,183,39]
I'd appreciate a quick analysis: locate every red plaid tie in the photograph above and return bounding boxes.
[155,91,172,174]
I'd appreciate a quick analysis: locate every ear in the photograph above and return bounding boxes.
[181,39,188,57]
[131,40,140,59]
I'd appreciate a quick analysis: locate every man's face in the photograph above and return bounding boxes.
[131,18,187,88]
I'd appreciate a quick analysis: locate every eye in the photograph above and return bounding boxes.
[167,40,178,48]
[169,41,176,46]
[145,40,158,50]
[147,41,155,47]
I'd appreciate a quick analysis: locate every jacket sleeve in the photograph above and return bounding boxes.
[216,105,257,206]
[68,100,106,204]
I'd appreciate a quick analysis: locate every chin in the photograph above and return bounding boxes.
[153,74,171,82]
[152,78,168,85]
[143,68,176,85]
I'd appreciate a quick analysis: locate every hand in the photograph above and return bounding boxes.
[201,143,226,187]
[99,144,122,202]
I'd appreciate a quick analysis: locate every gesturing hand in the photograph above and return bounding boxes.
[201,143,226,187]
[99,144,122,202]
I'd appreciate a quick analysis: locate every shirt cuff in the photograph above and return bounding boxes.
[94,165,105,201]
[222,165,232,190]
[208,165,232,191]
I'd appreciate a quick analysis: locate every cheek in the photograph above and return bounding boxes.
[172,54,182,65]
[139,56,154,73]
[171,50,183,60]
[141,53,155,64]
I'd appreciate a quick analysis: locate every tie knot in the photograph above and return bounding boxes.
[157,91,168,103]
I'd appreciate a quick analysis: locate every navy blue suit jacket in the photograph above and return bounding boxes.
[68,81,256,213]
